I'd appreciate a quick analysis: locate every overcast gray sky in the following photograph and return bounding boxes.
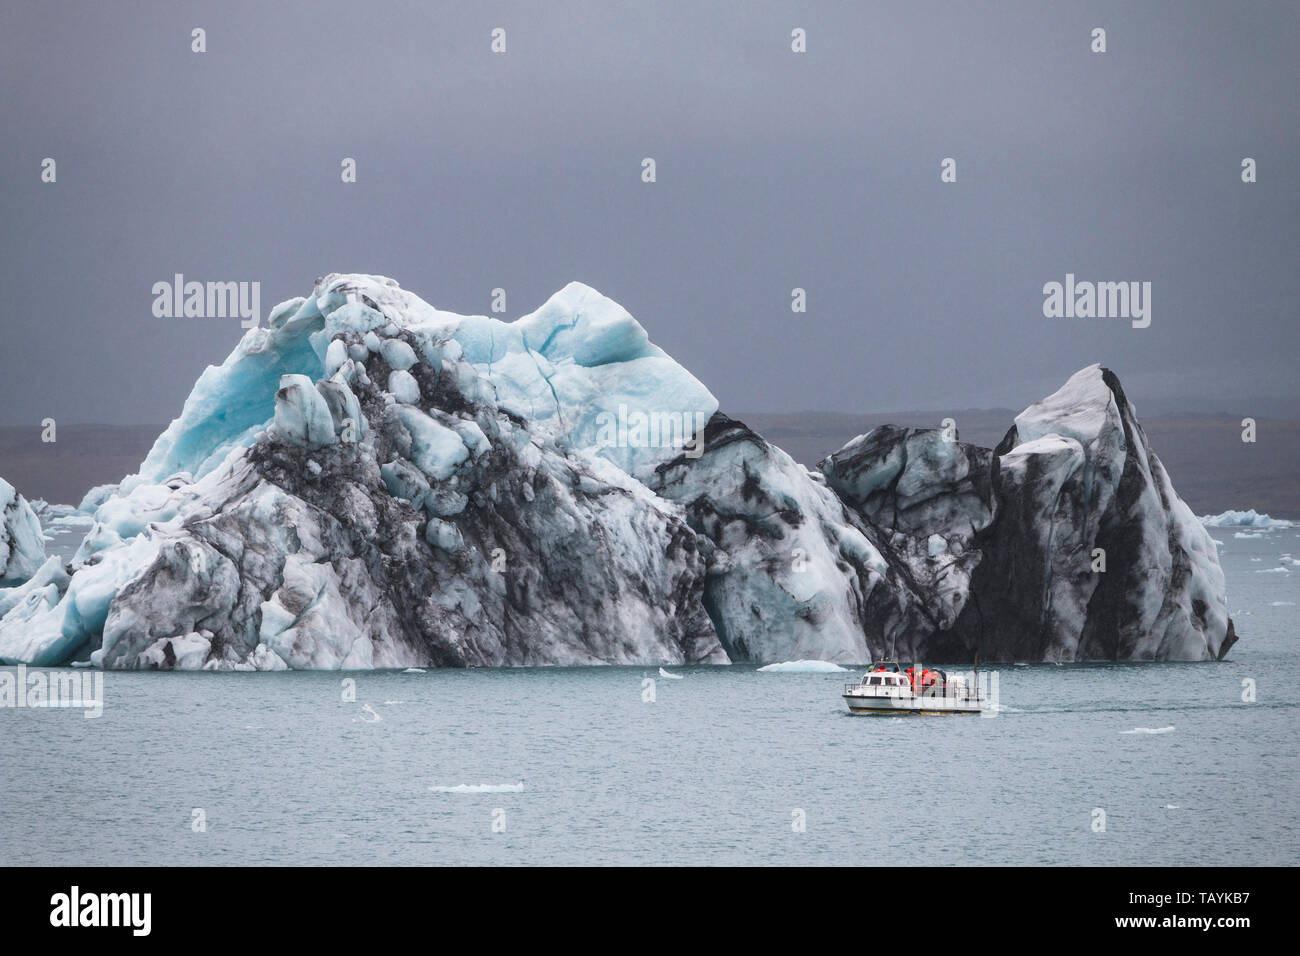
[2,0,1297,427]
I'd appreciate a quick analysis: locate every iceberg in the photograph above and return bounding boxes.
[929,366,1233,662]
[3,276,722,669]
[0,276,1237,668]
[820,365,1235,662]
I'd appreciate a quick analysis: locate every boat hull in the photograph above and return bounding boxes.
[842,694,982,716]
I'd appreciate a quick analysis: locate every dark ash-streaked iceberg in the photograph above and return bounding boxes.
[823,366,1235,662]
[1,478,46,587]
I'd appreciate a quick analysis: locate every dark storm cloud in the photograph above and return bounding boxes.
[1,0,1297,427]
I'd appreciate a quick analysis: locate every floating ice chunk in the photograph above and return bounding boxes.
[1121,726,1176,734]
[1255,567,1290,574]
[658,666,683,679]
[52,513,94,529]
[1234,532,1263,540]
[1200,509,1292,529]
[757,660,849,673]
[428,782,525,793]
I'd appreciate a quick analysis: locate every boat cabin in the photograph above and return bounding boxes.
[862,672,909,688]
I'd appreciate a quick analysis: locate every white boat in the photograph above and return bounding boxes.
[842,663,983,715]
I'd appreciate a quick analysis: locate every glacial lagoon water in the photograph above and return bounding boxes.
[2,527,1296,866]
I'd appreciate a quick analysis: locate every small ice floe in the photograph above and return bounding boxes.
[429,782,525,794]
[658,667,683,680]
[1235,532,1264,540]
[757,660,847,673]
[1164,804,1180,810]
[401,667,426,674]
[1200,509,1292,529]
[51,514,94,528]
[1121,725,1175,734]
[383,700,405,705]
[1255,567,1290,574]
[1271,601,1297,607]
[353,703,382,723]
